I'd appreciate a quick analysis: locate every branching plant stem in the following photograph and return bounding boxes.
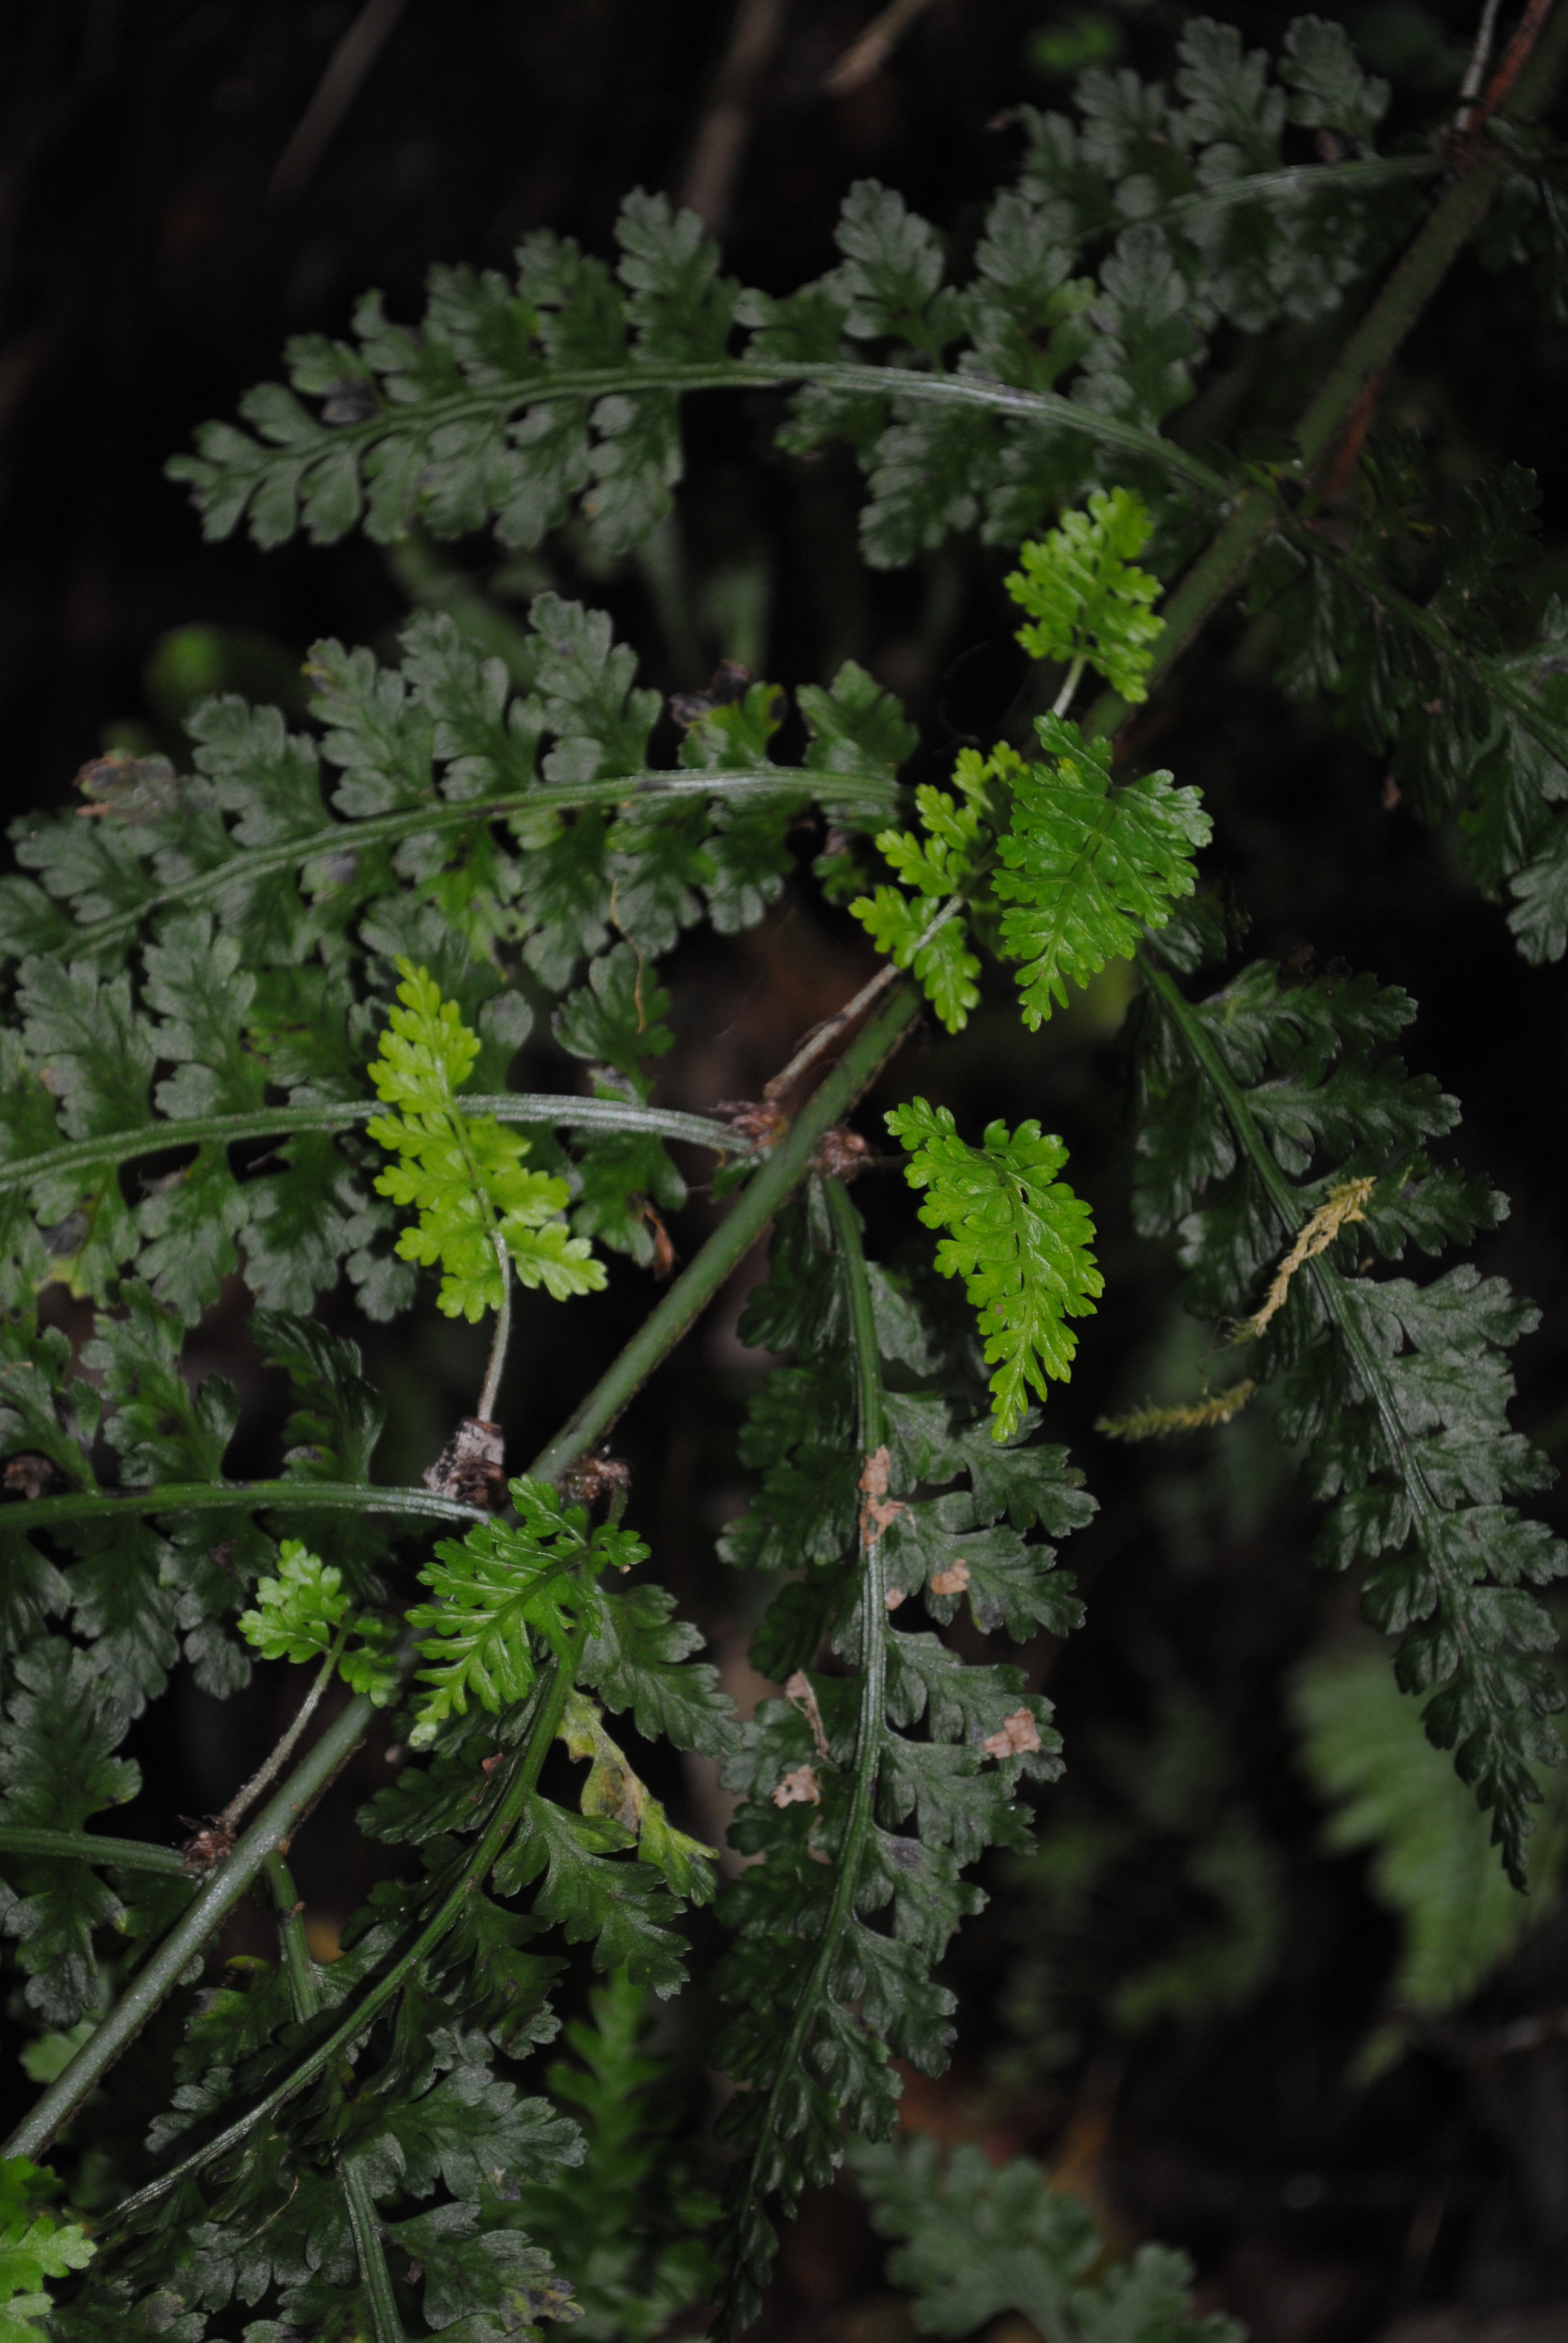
[217,1628,347,1837]
[266,1851,411,2343]
[476,1236,512,1424]
[765,910,957,1101]
[2,1685,374,2161]
[103,1641,581,2229]
[0,1092,749,1213]
[0,1828,188,1874]
[57,767,900,959]
[717,1173,890,2341]
[12,980,919,2186]
[529,981,920,1481]
[1085,0,1568,743]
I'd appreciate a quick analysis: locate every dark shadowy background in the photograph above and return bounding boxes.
[5,5,1568,2340]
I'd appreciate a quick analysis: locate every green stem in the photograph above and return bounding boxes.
[476,1237,512,1424]
[342,2155,411,2343]
[2,1685,374,2162]
[269,1841,408,2339]
[0,1092,749,1208]
[0,1477,483,1540]
[265,1852,319,2023]
[719,1178,890,2335]
[218,1631,346,1833]
[42,767,898,960]
[105,1653,578,2227]
[1084,10,1568,741]
[528,981,920,1482]
[8,988,917,2178]
[0,1828,188,1875]
[209,357,1230,505]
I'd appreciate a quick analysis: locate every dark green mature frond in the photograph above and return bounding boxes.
[1249,459,1568,964]
[517,1968,718,2341]
[0,601,902,1319]
[711,1190,1087,2328]
[1137,952,1566,1886]
[854,2134,1241,2342]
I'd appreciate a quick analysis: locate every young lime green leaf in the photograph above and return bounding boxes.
[407,1476,648,1749]
[368,958,605,1320]
[1005,487,1164,703]
[990,721,1209,1026]
[887,1099,1103,1438]
[237,1539,400,1705]
[849,753,993,1034]
[0,2158,94,2341]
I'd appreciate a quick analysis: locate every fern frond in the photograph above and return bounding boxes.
[1138,953,1566,1886]
[405,1478,642,1747]
[368,958,604,1317]
[992,718,1210,1026]
[0,2158,94,2339]
[1004,487,1164,702]
[237,1540,399,1707]
[887,1100,1102,1437]
[853,2134,1240,2343]
[1293,1645,1568,2019]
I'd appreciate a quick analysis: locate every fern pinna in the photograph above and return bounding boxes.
[0,10,1566,2339]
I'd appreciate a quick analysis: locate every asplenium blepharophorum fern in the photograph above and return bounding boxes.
[368,957,604,1317]
[7,10,1568,2337]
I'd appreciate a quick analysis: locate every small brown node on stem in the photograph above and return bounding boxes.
[983,1707,1042,1760]
[714,1098,789,1152]
[812,1126,870,1182]
[1382,777,1401,810]
[560,1453,632,1509]
[773,1762,822,1808]
[423,1417,506,1510]
[669,660,754,728]
[2,1454,57,1499]
[180,1818,237,1873]
[858,1444,906,1539]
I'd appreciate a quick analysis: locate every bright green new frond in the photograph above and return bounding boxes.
[849,758,992,1034]
[991,718,1209,1026]
[237,1539,399,1706]
[368,957,604,1319]
[1005,488,1165,703]
[887,1099,1102,1437]
[0,2160,93,2342]
[407,1477,647,1748]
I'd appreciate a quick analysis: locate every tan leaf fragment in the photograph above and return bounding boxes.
[859,1446,892,1496]
[773,1763,822,1808]
[783,1669,831,1759]
[983,1707,1042,1759]
[885,1587,907,1611]
[929,1558,971,1598]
